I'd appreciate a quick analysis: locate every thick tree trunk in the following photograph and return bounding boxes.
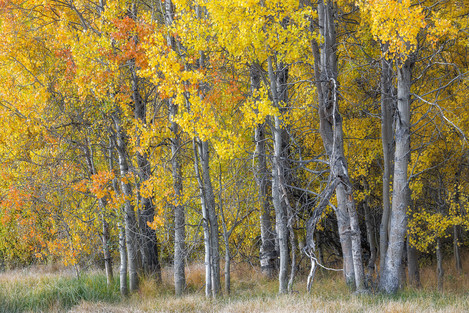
[379,51,394,278]
[379,58,412,294]
[251,65,277,277]
[114,115,139,292]
[313,0,366,291]
[268,57,289,294]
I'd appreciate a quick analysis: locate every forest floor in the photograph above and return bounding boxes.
[1,258,469,313]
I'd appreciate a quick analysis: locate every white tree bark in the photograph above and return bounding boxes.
[251,65,277,277]
[379,58,412,294]
[313,0,366,291]
[113,114,139,292]
[379,49,394,278]
[268,57,289,294]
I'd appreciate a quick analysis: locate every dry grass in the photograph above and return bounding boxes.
[2,257,469,312]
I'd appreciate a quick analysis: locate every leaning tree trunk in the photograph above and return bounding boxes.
[379,57,413,294]
[113,114,139,292]
[313,0,366,291]
[379,48,394,278]
[251,65,277,278]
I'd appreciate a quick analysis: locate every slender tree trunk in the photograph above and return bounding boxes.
[199,140,221,297]
[113,115,139,292]
[131,61,161,279]
[379,57,413,294]
[251,65,277,277]
[82,142,114,286]
[268,57,289,294]
[224,240,231,295]
[288,225,297,293]
[101,204,113,285]
[119,223,128,296]
[453,173,463,273]
[170,101,186,296]
[192,138,213,297]
[379,50,394,278]
[363,196,376,278]
[407,236,420,287]
[436,237,444,291]
[313,0,366,291]
[453,225,462,273]
[164,0,186,295]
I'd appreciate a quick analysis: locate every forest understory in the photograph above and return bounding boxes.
[2,253,469,313]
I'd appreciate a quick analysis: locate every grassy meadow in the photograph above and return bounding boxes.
[1,257,469,313]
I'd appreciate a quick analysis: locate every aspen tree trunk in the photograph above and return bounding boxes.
[407,196,420,287]
[170,101,186,296]
[363,197,376,278]
[224,240,231,295]
[129,2,161,278]
[193,140,215,298]
[251,65,277,277]
[102,216,113,285]
[82,143,113,285]
[407,236,420,287]
[436,237,444,291]
[119,223,128,296]
[268,57,289,294]
[164,0,186,296]
[200,140,221,297]
[379,51,394,277]
[133,75,161,278]
[379,58,413,294]
[113,115,139,292]
[454,171,462,273]
[313,0,366,291]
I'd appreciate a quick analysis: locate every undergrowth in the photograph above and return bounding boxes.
[0,269,119,312]
[1,258,469,312]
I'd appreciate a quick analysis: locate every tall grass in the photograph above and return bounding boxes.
[2,255,469,312]
[0,268,119,312]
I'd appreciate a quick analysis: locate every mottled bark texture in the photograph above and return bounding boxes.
[379,58,413,294]
[313,0,366,292]
[251,65,277,277]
